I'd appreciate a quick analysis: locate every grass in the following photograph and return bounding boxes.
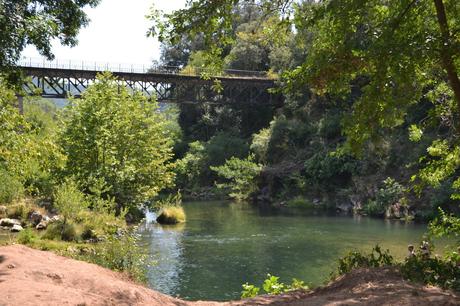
[156,206,186,224]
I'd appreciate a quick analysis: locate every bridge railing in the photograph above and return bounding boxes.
[18,57,270,79]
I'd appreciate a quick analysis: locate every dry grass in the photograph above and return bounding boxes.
[156,206,186,224]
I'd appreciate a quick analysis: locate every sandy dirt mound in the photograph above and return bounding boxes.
[0,244,459,306]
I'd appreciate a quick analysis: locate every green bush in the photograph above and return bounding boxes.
[17,228,37,244]
[0,169,24,204]
[211,155,262,201]
[335,245,394,276]
[286,196,315,209]
[43,221,78,242]
[82,230,148,282]
[362,177,406,217]
[241,274,309,298]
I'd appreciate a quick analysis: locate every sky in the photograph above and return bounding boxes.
[21,0,186,66]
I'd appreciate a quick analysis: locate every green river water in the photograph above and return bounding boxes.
[138,201,453,301]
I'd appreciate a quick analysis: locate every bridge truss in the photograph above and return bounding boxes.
[19,64,282,106]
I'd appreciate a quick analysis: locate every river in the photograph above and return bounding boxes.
[138,200,452,301]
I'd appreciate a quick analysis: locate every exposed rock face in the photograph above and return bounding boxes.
[10,224,23,232]
[0,218,21,227]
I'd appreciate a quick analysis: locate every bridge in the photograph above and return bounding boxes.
[17,58,282,105]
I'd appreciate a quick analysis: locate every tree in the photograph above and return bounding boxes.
[0,0,100,80]
[60,72,175,211]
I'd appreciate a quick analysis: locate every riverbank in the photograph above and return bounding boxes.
[1,244,458,305]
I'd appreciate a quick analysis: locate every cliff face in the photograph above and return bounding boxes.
[0,244,459,306]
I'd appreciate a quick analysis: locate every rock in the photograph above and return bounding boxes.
[0,218,21,227]
[7,263,16,269]
[29,211,43,226]
[36,221,48,230]
[42,215,50,222]
[10,224,23,232]
[49,215,60,223]
[0,205,6,215]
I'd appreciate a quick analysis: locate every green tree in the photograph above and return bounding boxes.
[60,72,175,211]
[0,0,100,80]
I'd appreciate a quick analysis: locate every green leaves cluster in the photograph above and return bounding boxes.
[60,72,175,210]
[211,155,262,201]
[241,274,308,298]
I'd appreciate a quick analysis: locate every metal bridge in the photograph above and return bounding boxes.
[18,58,282,105]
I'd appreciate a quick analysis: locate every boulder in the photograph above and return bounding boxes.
[10,224,23,232]
[29,211,43,226]
[36,221,48,230]
[0,218,21,227]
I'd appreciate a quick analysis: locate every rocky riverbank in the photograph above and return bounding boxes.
[0,244,459,305]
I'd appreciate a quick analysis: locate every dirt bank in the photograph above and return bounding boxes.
[0,244,459,305]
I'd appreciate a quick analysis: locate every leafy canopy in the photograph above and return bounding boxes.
[60,72,175,210]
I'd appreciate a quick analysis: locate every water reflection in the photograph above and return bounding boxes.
[139,211,185,296]
[138,201,451,301]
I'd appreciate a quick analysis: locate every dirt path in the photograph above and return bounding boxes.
[0,244,459,305]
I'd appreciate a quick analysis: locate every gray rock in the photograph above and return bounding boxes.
[0,218,21,227]
[29,211,43,225]
[42,215,50,222]
[10,224,23,232]
[36,221,48,230]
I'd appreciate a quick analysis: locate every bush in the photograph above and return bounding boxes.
[335,245,394,276]
[241,274,309,298]
[156,207,186,224]
[17,228,37,244]
[362,177,406,217]
[211,155,262,201]
[53,179,88,238]
[82,230,148,282]
[43,221,78,242]
[0,169,24,204]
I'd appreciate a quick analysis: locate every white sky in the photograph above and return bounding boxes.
[21,0,186,66]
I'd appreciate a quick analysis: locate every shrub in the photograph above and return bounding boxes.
[241,274,309,298]
[82,230,148,282]
[211,155,262,201]
[6,202,28,220]
[17,228,37,244]
[156,207,186,224]
[53,179,88,238]
[335,245,394,276]
[362,177,406,217]
[43,221,78,242]
[0,169,24,204]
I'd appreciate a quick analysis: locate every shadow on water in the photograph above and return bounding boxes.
[138,201,452,301]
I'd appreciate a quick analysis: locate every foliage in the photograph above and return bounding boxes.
[250,128,271,163]
[53,179,88,238]
[43,221,78,242]
[241,274,309,298]
[363,177,406,217]
[60,72,175,211]
[17,228,37,244]
[304,152,359,187]
[401,242,460,291]
[429,208,460,239]
[156,206,186,225]
[0,168,24,204]
[211,155,262,201]
[0,0,100,81]
[335,245,394,276]
[83,230,148,282]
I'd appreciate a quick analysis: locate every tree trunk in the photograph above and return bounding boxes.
[433,0,460,131]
